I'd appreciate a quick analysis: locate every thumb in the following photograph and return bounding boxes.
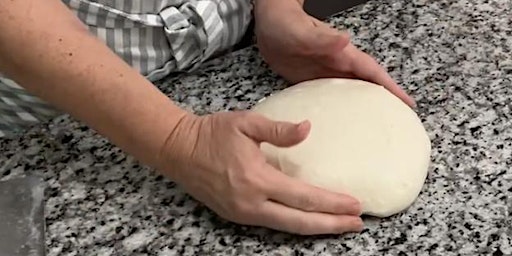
[242,114,311,147]
[310,20,351,56]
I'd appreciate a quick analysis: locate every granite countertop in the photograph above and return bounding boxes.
[1,0,512,255]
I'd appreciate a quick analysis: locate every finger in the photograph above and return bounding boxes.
[349,45,416,108]
[241,113,311,147]
[317,29,350,53]
[310,23,351,58]
[257,200,364,235]
[263,167,362,216]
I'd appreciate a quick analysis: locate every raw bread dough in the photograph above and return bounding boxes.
[251,78,431,217]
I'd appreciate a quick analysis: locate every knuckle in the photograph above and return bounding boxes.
[271,123,283,139]
[230,168,257,190]
[237,169,254,185]
[233,111,258,129]
[292,36,316,56]
[230,200,254,222]
[222,167,267,225]
[237,111,255,122]
[244,171,269,196]
[235,163,267,188]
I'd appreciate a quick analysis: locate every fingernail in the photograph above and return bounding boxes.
[296,120,311,133]
[350,218,364,232]
[409,96,417,108]
[353,218,364,232]
[350,199,363,216]
[340,218,364,234]
[297,120,308,127]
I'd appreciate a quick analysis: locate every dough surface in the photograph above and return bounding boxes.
[251,78,431,217]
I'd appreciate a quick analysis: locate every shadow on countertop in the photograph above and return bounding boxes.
[304,0,371,19]
[235,0,370,50]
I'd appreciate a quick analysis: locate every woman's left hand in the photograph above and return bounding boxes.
[254,0,416,108]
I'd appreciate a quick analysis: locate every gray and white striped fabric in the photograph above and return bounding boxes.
[0,0,253,138]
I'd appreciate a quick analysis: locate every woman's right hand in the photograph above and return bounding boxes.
[0,0,360,235]
[158,111,364,235]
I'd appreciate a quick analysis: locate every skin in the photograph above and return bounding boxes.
[0,0,413,235]
[255,0,415,107]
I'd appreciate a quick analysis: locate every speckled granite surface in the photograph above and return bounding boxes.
[1,0,512,255]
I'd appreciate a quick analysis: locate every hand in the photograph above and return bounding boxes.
[254,0,416,107]
[158,111,363,235]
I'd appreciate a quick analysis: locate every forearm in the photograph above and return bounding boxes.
[0,0,187,168]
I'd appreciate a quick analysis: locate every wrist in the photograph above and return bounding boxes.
[156,111,202,178]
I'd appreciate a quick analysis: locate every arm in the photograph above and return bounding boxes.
[0,0,188,169]
[253,0,415,107]
[0,0,364,235]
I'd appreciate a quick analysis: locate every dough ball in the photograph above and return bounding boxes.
[251,78,431,217]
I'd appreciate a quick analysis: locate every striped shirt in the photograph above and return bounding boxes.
[0,0,253,137]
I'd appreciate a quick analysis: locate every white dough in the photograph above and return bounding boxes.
[251,78,431,217]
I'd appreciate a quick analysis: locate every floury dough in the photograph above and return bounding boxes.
[251,78,431,217]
